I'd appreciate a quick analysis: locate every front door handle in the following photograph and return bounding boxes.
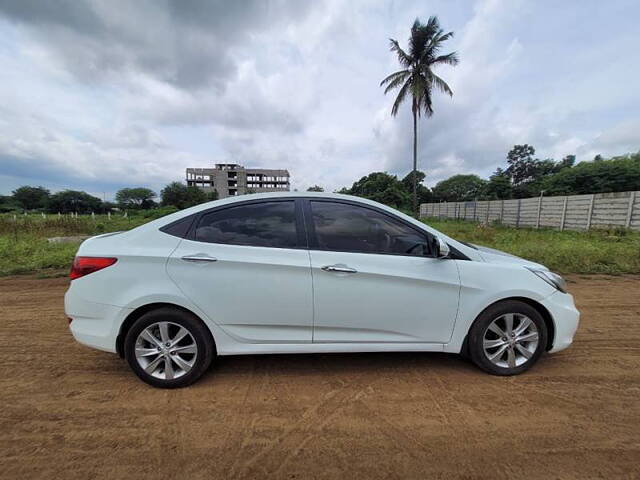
[181,254,218,263]
[321,264,357,274]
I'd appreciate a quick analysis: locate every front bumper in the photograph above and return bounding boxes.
[540,290,580,353]
[65,290,132,353]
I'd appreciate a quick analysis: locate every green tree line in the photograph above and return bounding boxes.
[339,146,640,211]
[0,182,218,213]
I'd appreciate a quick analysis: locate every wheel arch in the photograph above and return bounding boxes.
[461,296,555,356]
[116,302,214,358]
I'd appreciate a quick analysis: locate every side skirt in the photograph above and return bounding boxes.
[217,342,445,356]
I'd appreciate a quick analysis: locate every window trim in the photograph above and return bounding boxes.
[302,198,437,258]
[186,198,307,250]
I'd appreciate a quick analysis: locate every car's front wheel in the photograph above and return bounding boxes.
[124,307,215,388]
[468,300,547,376]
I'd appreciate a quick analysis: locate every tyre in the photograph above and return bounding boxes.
[124,307,215,388]
[467,300,547,376]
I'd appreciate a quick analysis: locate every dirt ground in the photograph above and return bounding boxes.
[1,275,639,480]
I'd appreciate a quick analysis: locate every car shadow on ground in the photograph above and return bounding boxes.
[204,351,479,380]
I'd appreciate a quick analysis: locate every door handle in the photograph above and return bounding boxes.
[181,254,218,263]
[321,264,357,274]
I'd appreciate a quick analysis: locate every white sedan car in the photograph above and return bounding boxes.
[65,192,579,388]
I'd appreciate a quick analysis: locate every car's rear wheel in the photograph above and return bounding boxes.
[124,307,215,388]
[468,300,547,376]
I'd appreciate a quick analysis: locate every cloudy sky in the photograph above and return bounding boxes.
[0,0,639,199]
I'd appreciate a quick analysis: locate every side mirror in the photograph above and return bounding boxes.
[435,236,450,259]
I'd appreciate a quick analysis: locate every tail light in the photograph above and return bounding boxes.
[70,256,117,280]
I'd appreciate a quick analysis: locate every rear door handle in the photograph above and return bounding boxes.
[321,264,357,274]
[181,254,218,263]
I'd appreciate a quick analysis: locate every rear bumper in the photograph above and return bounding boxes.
[65,289,132,353]
[540,291,580,353]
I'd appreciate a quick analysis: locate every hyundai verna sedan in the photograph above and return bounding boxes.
[65,192,580,388]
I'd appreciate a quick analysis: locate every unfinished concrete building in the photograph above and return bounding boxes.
[186,164,290,198]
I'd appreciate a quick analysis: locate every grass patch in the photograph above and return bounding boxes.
[0,236,81,276]
[0,213,150,238]
[424,218,640,275]
[0,212,157,277]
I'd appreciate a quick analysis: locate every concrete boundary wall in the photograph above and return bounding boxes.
[420,190,640,231]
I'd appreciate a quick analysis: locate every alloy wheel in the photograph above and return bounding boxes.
[482,313,539,369]
[134,321,198,380]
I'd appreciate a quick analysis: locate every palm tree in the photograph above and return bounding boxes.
[380,16,458,217]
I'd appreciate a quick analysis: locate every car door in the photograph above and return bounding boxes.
[306,200,460,343]
[166,199,313,343]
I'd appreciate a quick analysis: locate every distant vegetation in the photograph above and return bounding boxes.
[338,147,640,212]
[0,181,218,214]
[0,180,219,277]
[337,170,431,214]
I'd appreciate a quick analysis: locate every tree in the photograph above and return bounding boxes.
[432,174,487,202]
[0,195,19,213]
[47,190,102,214]
[161,182,209,209]
[504,145,576,198]
[342,172,411,210]
[380,16,458,217]
[484,168,512,200]
[542,152,640,195]
[307,185,324,192]
[12,186,50,210]
[559,155,576,169]
[505,144,536,185]
[401,170,432,204]
[115,187,157,209]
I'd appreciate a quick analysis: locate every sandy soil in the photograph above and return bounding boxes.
[1,274,639,479]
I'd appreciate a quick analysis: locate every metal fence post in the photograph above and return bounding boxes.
[560,196,568,231]
[473,200,477,221]
[626,191,636,228]
[586,194,595,230]
[515,199,521,228]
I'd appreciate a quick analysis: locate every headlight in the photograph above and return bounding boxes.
[526,268,567,293]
